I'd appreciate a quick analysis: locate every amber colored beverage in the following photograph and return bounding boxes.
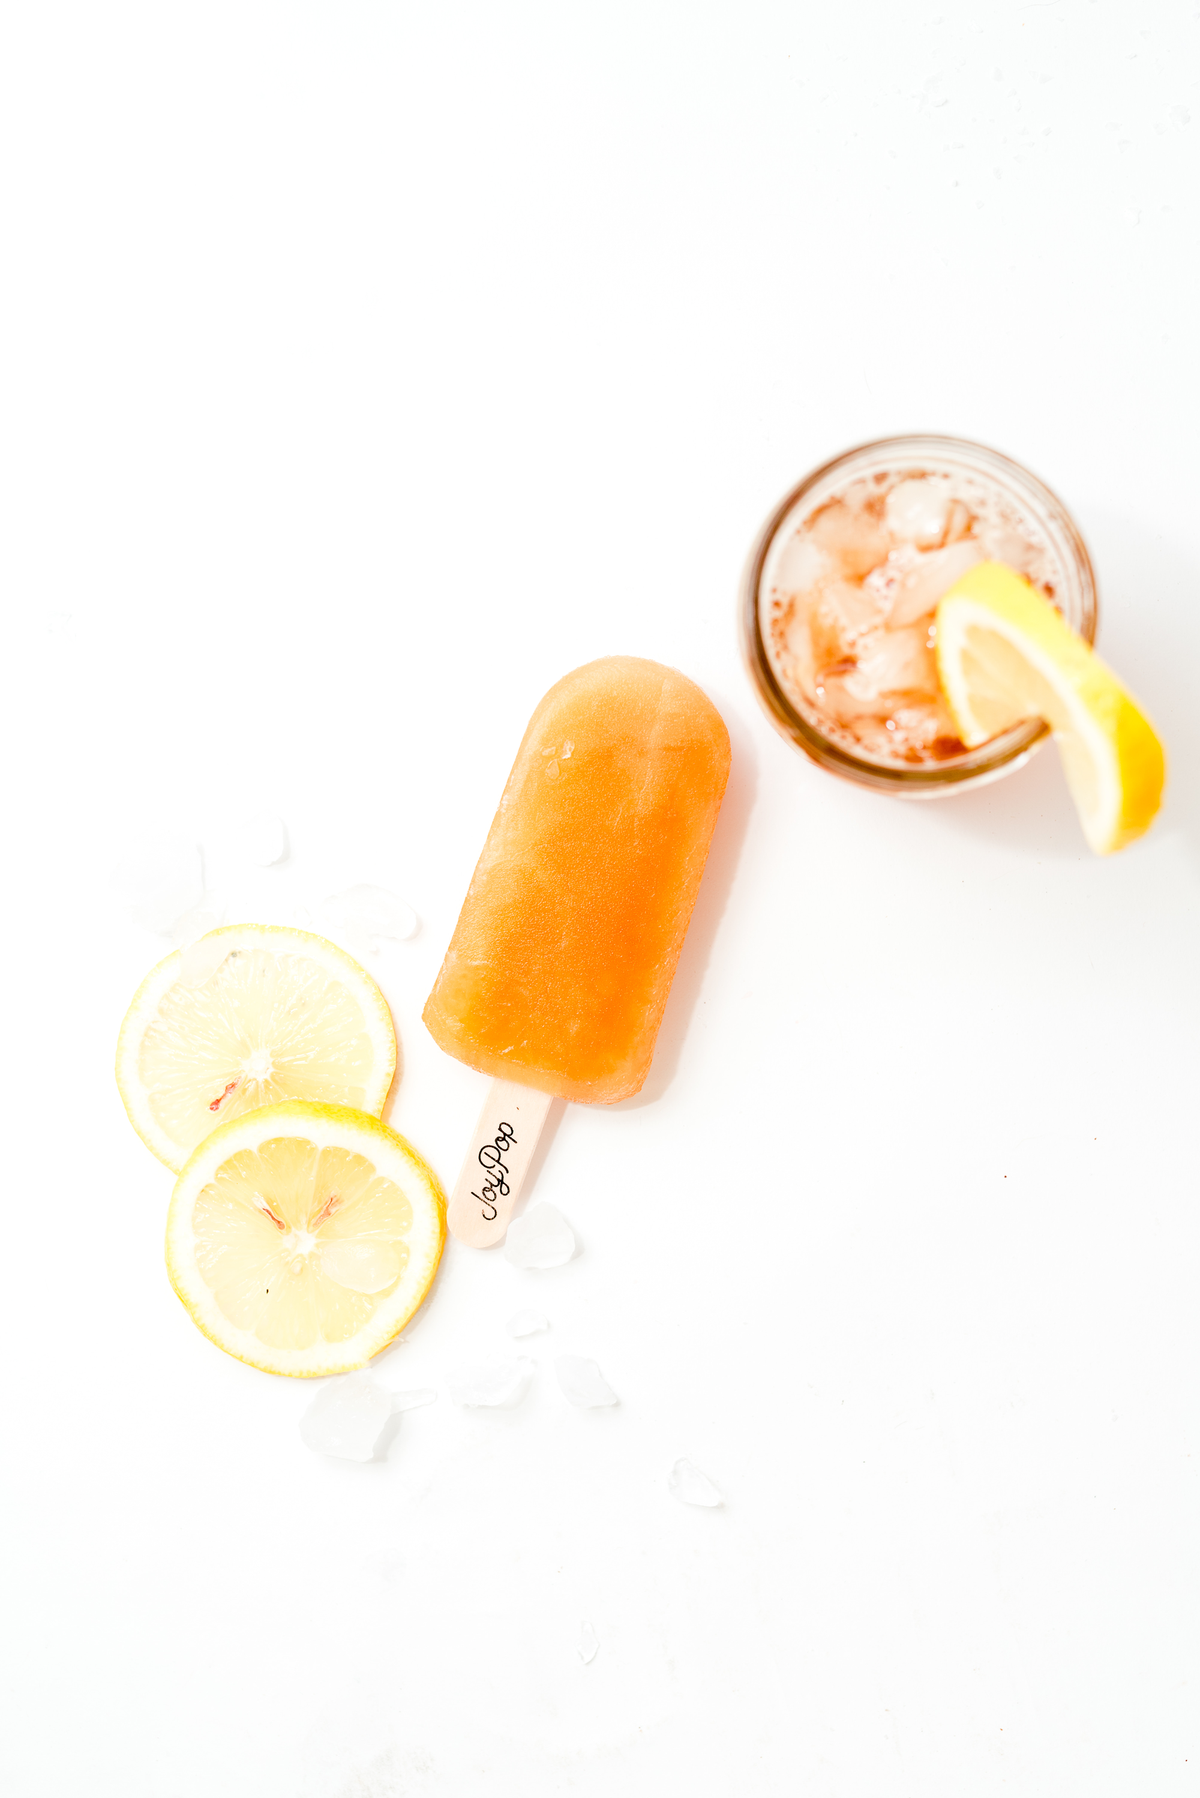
[762,464,1065,763]
[423,657,730,1104]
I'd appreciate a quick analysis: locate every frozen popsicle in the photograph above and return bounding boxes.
[424,656,731,1246]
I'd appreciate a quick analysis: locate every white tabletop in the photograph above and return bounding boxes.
[5,5,1198,1795]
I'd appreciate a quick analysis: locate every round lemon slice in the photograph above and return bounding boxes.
[936,562,1166,854]
[117,924,397,1172]
[166,1101,446,1376]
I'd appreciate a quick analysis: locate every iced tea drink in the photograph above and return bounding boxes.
[744,437,1097,792]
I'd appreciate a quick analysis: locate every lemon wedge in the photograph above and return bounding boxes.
[117,924,397,1172]
[936,562,1165,854]
[166,1101,445,1376]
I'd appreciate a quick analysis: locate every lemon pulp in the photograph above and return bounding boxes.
[196,1134,412,1350]
[117,925,397,1171]
[936,562,1165,854]
[168,1103,445,1376]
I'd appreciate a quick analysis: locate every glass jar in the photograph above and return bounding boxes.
[740,434,1098,797]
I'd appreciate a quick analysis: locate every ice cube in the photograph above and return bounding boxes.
[944,498,972,543]
[861,544,919,609]
[807,498,892,578]
[812,673,884,725]
[318,1238,403,1295]
[505,1309,549,1338]
[983,528,1042,578]
[389,1388,436,1412]
[845,718,906,759]
[312,884,419,956]
[448,1354,534,1408]
[884,477,952,548]
[890,697,963,752]
[170,898,225,951]
[810,577,890,667]
[229,813,288,867]
[176,930,232,988]
[577,1622,600,1665]
[771,531,829,594]
[770,595,816,700]
[504,1205,576,1269]
[115,835,204,934]
[300,1371,392,1461]
[850,626,939,700]
[887,539,983,627]
[556,1356,618,1408]
[668,1458,723,1507]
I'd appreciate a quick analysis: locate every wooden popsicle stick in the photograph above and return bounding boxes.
[447,1078,555,1248]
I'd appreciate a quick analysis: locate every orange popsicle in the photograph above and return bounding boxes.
[425,657,730,1243]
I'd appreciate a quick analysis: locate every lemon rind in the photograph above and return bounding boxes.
[936,563,1165,855]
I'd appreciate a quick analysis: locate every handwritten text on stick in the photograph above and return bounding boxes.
[472,1122,517,1221]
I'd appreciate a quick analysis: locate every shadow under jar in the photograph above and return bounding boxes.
[741,435,1097,797]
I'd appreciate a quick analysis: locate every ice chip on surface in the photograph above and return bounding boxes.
[448,1354,534,1408]
[506,1309,549,1338]
[556,1356,618,1408]
[300,1372,392,1461]
[504,1204,576,1269]
[229,813,288,867]
[318,1238,403,1295]
[311,913,372,959]
[887,539,984,627]
[170,899,225,951]
[578,1622,599,1665]
[389,1388,436,1412]
[177,931,232,988]
[884,477,952,548]
[312,884,418,956]
[668,1458,723,1507]
[116,835,204,934]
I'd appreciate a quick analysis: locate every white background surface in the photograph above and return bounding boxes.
[2,4,1198,1794]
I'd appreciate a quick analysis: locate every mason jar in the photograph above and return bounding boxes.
[740,434,1097,796]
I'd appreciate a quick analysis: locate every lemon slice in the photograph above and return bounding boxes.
[166,1101,446,1376]
[117,924,397,1172]
[936,562,1166,854]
